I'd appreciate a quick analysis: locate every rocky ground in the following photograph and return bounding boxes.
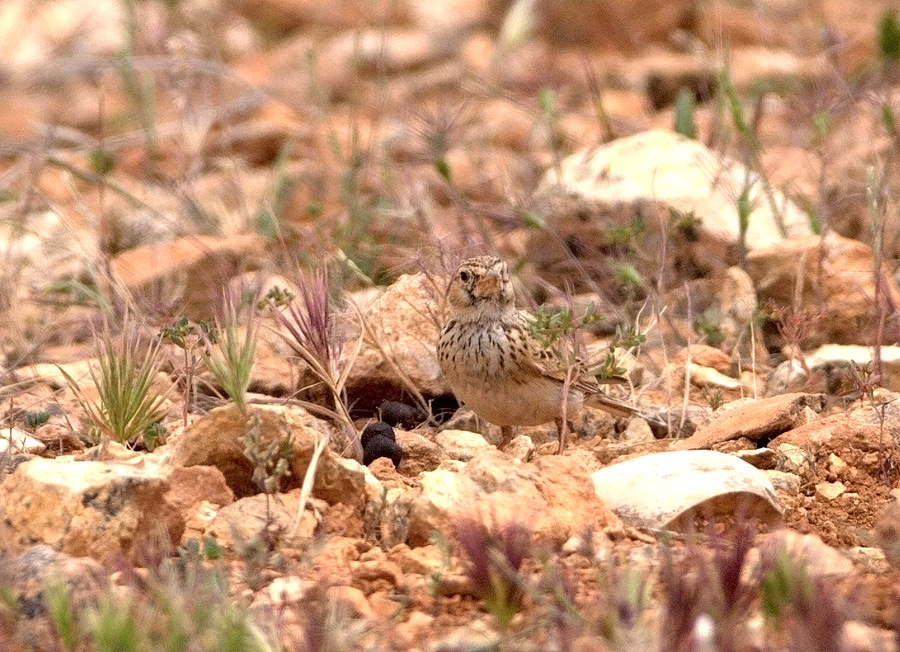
[2,0,900,650]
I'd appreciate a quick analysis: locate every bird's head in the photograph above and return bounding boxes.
[446,255,515,319]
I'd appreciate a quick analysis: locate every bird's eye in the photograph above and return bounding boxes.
[459,270,471,283]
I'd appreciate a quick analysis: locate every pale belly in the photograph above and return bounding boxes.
[447,375,584,427]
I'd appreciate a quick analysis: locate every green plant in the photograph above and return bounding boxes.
[701,386,725,411]
[200,299,258,416]
[878,9,900,65]
[23,410,50,429]
[674,87,697,139]
[90,592,142,652]
[235,414,294,590]
[660,518,759,652]
[46,577,81,652]
[61,321,169,448]
[693,307,724,347]
[159,316,214,426]
[410,105,463,185]
[766,303,826,380]
[116,0,159,167]
[529,303,604,351]
[177,537,223,565]
[715,65,785,241]
[38,553,271,652]
[613,262,645,298]
[254,139,296,239]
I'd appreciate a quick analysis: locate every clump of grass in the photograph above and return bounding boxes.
[200,296,258,416]
[766,303,827,380]
[660,517,758,652]
[61,319,169,450]
[268,269,362,460]
[42,551,269,652]
[452,512,533,629]
[759,545,846,652]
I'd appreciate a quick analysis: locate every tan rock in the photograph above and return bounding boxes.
[765,470,800,494]
[746,234,900,346]
[433,429,492,461]
[228,0,409,34]
[761,530,854,578]
[392,611,438,651]
[803,344,900,393]
[344,272,448,409]
[774,443,814,477]
[491,0,693,51]
[204,489,319,551]
[685,363,742,391]
[0,428,46,454]
[874,498,900,569]
[110,234,265,321]
[503,434,535,461]
[671,393,825,450]
[770,413,888,452]
[841,621,897,652]
[0,0,125,70]
[160,464,234,516]
[322,29,451,76]
[0,458,184,562]
[405,449,621,547]
[325,585,375,620]
[159,404,338,497]
[674,344,733,372]
[4,545,106,649]
[733,447,777,470]
[815,480,847,501]
[313,456,367,509]
[262,576,315,606]
[726,47,829,92]
[392,543,452,577]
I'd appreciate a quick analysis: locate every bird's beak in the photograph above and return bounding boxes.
[474,269,501,297]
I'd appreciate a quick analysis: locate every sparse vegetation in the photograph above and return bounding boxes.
[0,0,899,650]
[200,297,258,416]
[60,319,169,448]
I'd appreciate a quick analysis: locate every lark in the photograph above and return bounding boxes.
[437,255,653,452]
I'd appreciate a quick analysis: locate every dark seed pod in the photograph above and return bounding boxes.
[362,434,403,468]
[361,421,396,448]
[377,401,426,429]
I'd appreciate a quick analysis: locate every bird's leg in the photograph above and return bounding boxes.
[555,416,568,454]
[500,425,514,449]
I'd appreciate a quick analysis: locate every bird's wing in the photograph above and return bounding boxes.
[517,312,669,428]
[517,312,629,389]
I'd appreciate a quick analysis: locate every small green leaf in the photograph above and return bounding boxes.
[674,87,697,139]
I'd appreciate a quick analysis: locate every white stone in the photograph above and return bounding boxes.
[0,428,46,454]
[434,429,492,461]
[591,450,782,530]
[538,129,811,251]
[816,480,847,501]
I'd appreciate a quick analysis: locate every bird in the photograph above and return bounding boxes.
[436,255,658,452]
